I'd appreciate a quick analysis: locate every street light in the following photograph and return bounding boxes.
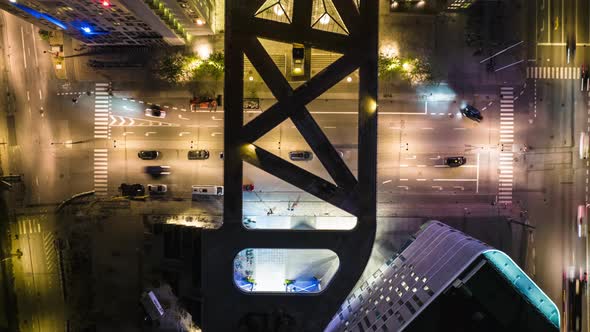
[319,14,330,25]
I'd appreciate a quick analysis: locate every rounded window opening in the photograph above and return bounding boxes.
[243,215,356,230]
[234,249,340,293]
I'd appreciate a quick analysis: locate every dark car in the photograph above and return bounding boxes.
[289,151,313,161]
[144,165,171,177]
[188,150,210,160]
[582,64,589,91]
[119,183,145,196]
[567,34,576,64]
[460,105,483,122]
[445,156,466,167]
[138,150,160,160]
[566,267,584,332]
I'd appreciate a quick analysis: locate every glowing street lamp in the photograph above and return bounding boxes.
[319,13,330,25]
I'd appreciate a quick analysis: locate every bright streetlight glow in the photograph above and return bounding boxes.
[346,76,352,83]
[81,27,91,33]
[248,76,254,81]
[391,1,399,8]
[417,0,425,7]
[402,62,413,72]
[196,18,205,26]
[196,44,212,59]
[319,14,330,25]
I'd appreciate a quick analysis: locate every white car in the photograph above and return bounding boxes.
[580,132,589,159]
[145,107,166,119]
[147,184,167,194]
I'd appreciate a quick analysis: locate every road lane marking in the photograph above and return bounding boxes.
[39,90,43,100]
[400,164,409,167]
[20,26,27,69]
[417,165,426,167]
[453,127,466,130]
[476,152,480,193]
[405,155,416,160]
[397,185,409,190]
[27,91,30,101]
[453,186,465,190]
[31,24,39,66]
[431,186,443,191]
[429,156,441,160]
[382,180,392,184]
[432,178,477,182]
[416,179,427,181]
[399,178,408,181]
[421,127,433,130]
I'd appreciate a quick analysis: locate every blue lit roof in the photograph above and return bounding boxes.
[11,3,67,30]
[483,249,560,329]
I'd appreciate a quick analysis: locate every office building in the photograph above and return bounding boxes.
[0,0,216,46]
[325,221,559,332]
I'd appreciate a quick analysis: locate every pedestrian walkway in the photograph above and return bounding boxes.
[94,149,108,196]
[94,83,111,139]
[527,66,581,80]
[43,232,57,274]
[16,217,42,235]
[498,87,514,205]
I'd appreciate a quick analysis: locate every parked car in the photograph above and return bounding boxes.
[192,185,224,196]
[119,183,145,196]
[138,150,160,160]
[292,43,305,76]
[445,156,466,167]
[289,151,313,161]
[243,184,255,192]
[190,97,217,111]
[188,149,210,160]
[147,184,167,194]
[459,105,483,122]
[144,166,171,177]
[145,105,166,118]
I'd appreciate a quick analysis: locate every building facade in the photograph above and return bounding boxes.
[0,0,216,46]
[325,221,560,332]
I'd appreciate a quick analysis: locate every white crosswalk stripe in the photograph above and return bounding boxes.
[498,87,514,205]
[94,149,108,196]
[94,83,111,139]
[527,66,581,80]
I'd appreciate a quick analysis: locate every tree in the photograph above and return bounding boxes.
[38,30,51,42]
[157,52,185,84]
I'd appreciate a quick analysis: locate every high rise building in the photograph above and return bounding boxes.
[0,0,217,46]
[325,221,560,332]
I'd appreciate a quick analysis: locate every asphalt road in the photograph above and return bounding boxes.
[528,0,590,329]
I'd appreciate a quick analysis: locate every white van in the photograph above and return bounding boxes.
[192,185,224,196]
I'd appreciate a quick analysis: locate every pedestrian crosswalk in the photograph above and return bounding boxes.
[43,232,57,274]
[94,83,111,139]
[94,148,108,196]
[527,66,581,80]
[16,217,42,234]
[498,87,514,205]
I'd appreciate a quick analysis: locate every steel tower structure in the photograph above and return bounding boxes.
[201,0,378,330]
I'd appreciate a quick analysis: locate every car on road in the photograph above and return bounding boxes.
[565,266,584,332]
[580,132,589,159]
[144,165,171,177]
[292,43,305,76]
[188,149,210,160]
[145,105,166,119]
[190,97,217,111]
[289,151,313,161]
[582,64,589,91]
[138,150,160,160]
[147,184,168,194]
[577,204,586,238]
[445,156,466,167]
[119,183,145,197]
[567,34,576,64]
[192,185,224,196]
[243,184,254,192]
[459,105,483,122]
